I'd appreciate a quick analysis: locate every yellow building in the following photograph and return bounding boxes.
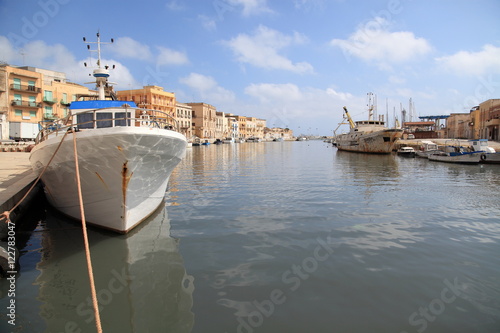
[0,65,91,140]
[116,85,175,115]
[187,102,217,138]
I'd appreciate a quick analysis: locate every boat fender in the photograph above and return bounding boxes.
[481,154,487,161]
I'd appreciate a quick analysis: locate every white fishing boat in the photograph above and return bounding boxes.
[29,33,187,233]
[427,143,482,164]
[334,105,403,154]
[469,139,500,164]
[415,140,439,158]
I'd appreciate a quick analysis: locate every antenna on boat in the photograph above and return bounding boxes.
[83,31,116,100]
[367,92,376,121]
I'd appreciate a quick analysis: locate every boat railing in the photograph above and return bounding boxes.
[35,107,180,143]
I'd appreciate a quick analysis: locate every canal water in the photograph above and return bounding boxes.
[1,140,500,332]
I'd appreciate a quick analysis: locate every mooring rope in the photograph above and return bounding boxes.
[71,129,103,333]
[0,129,71,224]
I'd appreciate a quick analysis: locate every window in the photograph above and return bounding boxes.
[30,111,36,117]
[29,96,36,107]
[62,93,67,104]
[44,90,53,101]
[13,78,21,90]
[28,80,35,91]
[44,106,53,118]
[15,110,22,117]
[14,94,22,101]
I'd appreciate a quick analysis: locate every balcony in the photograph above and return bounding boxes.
[10,84,41,93]
[11,100,42,108]
[486,118,500,127]
[60,100,71,106]
[44,113,58,120]
[43,97,57,105]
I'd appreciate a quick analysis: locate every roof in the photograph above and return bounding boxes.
[403,121,435,126]
[70,100,138,109]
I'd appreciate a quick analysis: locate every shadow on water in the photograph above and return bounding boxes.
[1,196,195,332]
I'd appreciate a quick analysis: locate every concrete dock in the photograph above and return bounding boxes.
[0,152,38,217]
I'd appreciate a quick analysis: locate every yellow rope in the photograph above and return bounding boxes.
[72,129,103,333]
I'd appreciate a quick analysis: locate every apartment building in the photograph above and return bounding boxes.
[116,85,175,115]
[0,64,91,140]
[175,102,193,138]
[187,102,217,138]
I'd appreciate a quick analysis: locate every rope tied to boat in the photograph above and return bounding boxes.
[71,128,103,333]
[0,128,71,225]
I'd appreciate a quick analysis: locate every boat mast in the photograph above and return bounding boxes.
[367,92,376,121]
[83,32,115,100]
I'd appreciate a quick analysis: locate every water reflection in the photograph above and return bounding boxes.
[35,203,194,332]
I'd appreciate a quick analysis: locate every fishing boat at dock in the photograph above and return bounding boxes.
[427,142,482,164]
[29,33,187,233]
[334,102,403,154]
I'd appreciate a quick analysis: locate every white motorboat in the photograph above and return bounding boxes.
[223,137,235,144]
[397,146,416,158]
[29,33,187,233]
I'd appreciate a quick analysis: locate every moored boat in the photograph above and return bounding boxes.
[469,139,500,164]
[415,140,439,158]
[29,33,187,233]
[334,105,403,154]
[427,143,482,164]
[397,146,416,158]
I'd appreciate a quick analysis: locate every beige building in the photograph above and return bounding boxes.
[264,127,294,140]
[187,102,217,138]
[446,113,470,139]
[478,99,500,141]
[0,65,91,140]
[175,102,193,139]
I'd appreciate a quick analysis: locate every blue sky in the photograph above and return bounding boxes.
[1,0,500,135]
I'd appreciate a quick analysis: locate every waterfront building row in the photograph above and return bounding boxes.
[0,64,290,141]
[444,99,500,141]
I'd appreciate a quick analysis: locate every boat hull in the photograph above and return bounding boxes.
[336,129,403,154]
[29,126,187,233]
[480,152,500,164]
[428,152,481,164]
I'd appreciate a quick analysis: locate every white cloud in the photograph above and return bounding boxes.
[330,17,432,68]
[0,36,140,88]
[435,44,500,76]
[245,83,303,103]
[222,25,313,73]
[108,37,152,61]
[243,83,358,130]
[227,0,273,16]
[156,46,189,65]
[166,0,185,11]
[179,72,235,104]
[0,36,17,63]
[199,14,217,31]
